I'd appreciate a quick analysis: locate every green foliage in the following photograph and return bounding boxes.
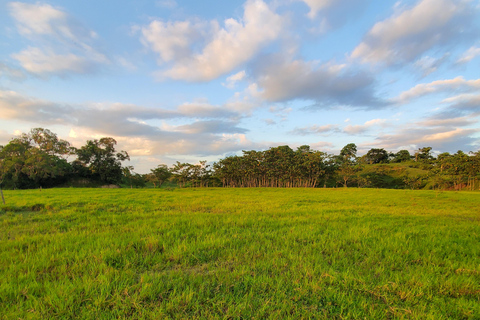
[1,188,479,318]
[391,150,412,163]
[121,166,146,188]
[362,148,389,164]
[213,146,329,188]
[0,128,72,189]
[75,137,130,185]
[146,164,172,188]
[339,143,357,161]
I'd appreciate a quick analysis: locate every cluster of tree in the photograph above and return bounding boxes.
[213,145,331,188]
[144,162,212,188]
[1,128,479,191]
[0,128,129,189]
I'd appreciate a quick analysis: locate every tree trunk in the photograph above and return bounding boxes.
[1,188,5,205]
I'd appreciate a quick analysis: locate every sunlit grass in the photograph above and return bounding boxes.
[1,188,479,319]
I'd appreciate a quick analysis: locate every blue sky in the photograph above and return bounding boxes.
[1,0,479,172]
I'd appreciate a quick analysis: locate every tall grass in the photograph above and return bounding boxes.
[1,188,479,319]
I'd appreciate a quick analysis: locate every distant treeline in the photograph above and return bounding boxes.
[1,128,479,190]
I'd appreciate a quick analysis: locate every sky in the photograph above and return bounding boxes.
[1,0,480,173]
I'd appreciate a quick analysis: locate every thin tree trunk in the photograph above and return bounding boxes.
[1,188,5,205]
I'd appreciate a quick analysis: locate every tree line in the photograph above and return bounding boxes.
[1,128,479,191]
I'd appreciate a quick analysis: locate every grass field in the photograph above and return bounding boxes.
[1,188,479,319]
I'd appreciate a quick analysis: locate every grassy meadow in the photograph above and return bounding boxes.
[1,188,479,319]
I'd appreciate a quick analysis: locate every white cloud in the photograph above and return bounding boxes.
[177,102,240,118]
[417,116,476,127]
[413,54,449,77]
[351,0,475,66]
[141,0,285,82]
[8,2,108,76]
[457,46,480,64]
[423,128,471,141]
[12,47,104,76]
[441,94,480,115]
[372,126,478,152]
[140,20,208,63]
[223,70,246,88]
[8,2,68,37]
[290,124,339,135]
[298,0,367,32]
[394,77,480,104]
[343,118,387,135]
[310,141,334,150]
[301,0,336,19]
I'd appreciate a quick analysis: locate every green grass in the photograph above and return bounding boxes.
[1,188,479,319]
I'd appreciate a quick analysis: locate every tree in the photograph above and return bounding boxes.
[340,143,357,162]
[335,144,360,187]
[0,128,72,189]
[75,137,129,184]
[337,162,361,188]
[171,162,193,187]
[391,150,412,163]
[415,147,433,162]
[363,148,389,164]
[122,166,146,188]
[147,164,172,188]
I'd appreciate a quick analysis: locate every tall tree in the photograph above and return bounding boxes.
[75,137,129,184]
[415,147,433,162]
[147,164,172,188]
[391,150,412,163]
[340,143,357,162]
[0,128,72,189]
[363,148,389,164]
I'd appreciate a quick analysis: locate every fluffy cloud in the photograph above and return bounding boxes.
[351,0,476,66]
[343,119,387,135]
[173,120,248,134]
[442,94,480,116]
[417,116,476,128]
[12,47,102,75]
[301,0,341,19]
[8,2,108,76]
[290,124,339,135]
[368,97,480,152]
[9,2,72,37]
[371,127,478,152]
[457,46,480,64]
[140,20,208,63]
[393,77,480,104]
[223,70,246,88]
[291,119,388,137]
[0,90,76,123]
[253,56,385,108]
[141,0,285,81]
[299,0,367,31]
